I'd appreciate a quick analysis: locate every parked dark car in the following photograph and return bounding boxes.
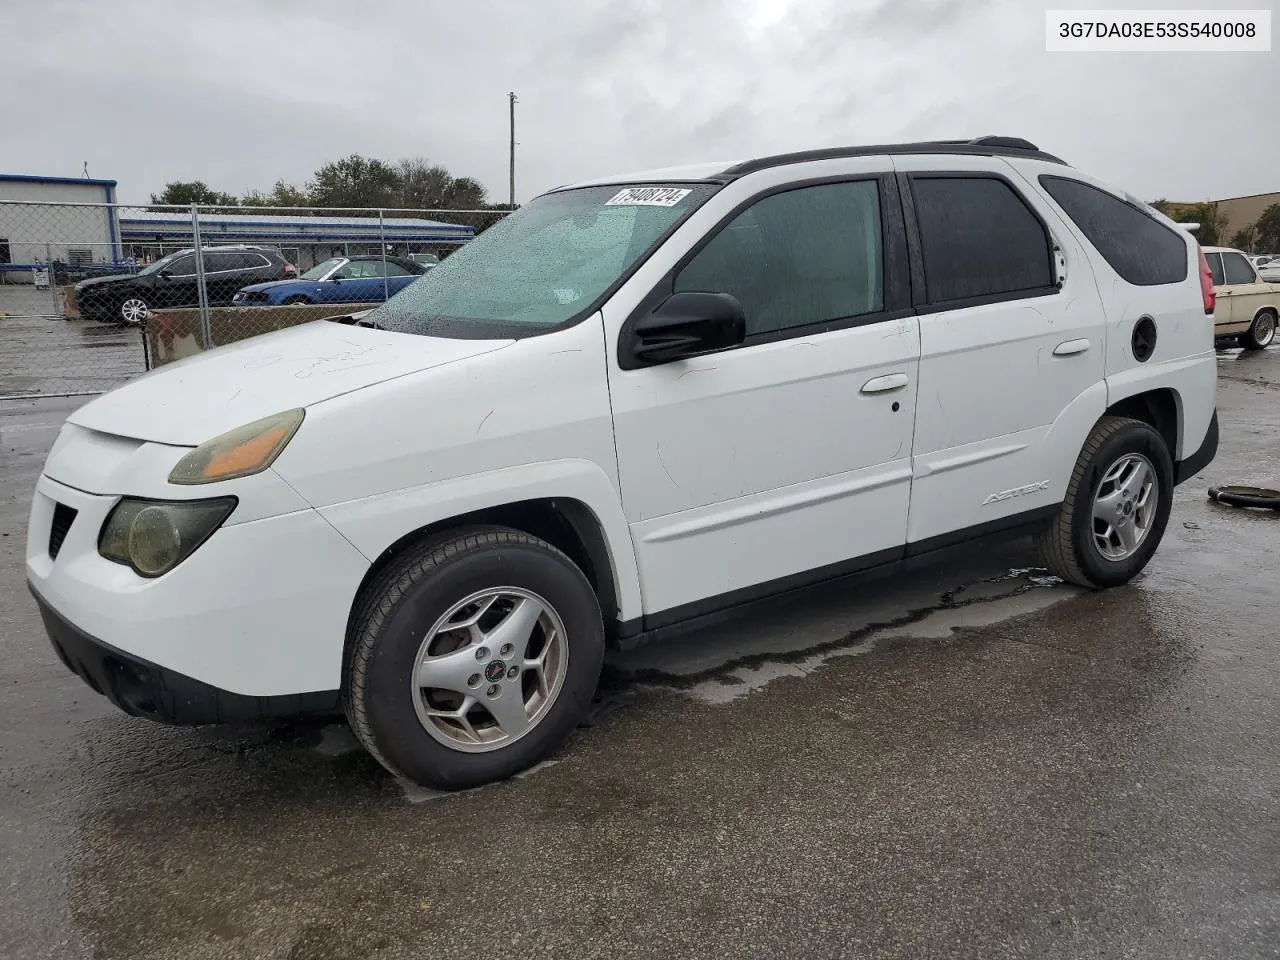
[231,255,428,306]
[74,246,296,325]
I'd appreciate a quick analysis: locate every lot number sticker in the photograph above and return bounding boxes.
[605,187,692,207]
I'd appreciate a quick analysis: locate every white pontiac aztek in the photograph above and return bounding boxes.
[27,137,1219,790]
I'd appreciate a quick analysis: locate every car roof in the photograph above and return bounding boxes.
[551,136,1066,192]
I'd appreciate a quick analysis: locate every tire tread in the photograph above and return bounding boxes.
[343,526,573,781]
[1035,415,1148,589]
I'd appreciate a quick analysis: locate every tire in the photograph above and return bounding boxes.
[1036,416,1174,589]
[1240,309,1277,350]
[282,295,312,305]
[344,526,605,790]
[118,294,150,325]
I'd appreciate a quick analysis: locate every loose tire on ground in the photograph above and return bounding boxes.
[1239,309,1277,351]
[1035,415,1174,589]
[343,526,605,790]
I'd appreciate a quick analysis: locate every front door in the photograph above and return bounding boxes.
[607,172,920,621]
[892,155,1106,546]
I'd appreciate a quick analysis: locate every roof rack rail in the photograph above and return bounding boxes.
[969,135,1042,151]
[718,139,1067,179]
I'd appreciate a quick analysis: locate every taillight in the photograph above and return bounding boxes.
[1198,248,1216,315]
[284,263,297,277]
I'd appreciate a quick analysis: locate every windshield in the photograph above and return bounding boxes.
[134,252,187,276]
[367,183,716,337]
[301,257,345,280]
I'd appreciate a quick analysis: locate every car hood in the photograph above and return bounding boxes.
[67,319,513,446]
[75,273,136,290]
[237,278,308,293]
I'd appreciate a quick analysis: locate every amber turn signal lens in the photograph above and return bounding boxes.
[168,409,305,485]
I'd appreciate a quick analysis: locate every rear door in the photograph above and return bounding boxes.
[893,155,1106,547]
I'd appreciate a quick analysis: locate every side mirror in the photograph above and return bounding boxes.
[331,276,343,283]
[629,291,746,366]
[158,270,172,279]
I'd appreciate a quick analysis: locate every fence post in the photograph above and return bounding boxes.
[379,209,389,303]
[191,203,212,349]
[45,243,58,317]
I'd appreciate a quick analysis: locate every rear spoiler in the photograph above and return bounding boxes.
[1177,222,1201,233]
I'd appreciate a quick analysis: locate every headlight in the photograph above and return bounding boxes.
[99,497,237,577]
[168,409,304,485]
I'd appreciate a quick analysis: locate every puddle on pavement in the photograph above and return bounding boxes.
[605,566,1073,704]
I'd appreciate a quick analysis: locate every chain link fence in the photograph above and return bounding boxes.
[0,199,508,398]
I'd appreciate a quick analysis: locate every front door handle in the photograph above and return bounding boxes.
[1053,339,1091,357]
[861,373,909,394]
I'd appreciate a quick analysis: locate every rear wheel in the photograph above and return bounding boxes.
[1240,309,1276,350]
[1036,416,1174,589]
[344,526,605,790]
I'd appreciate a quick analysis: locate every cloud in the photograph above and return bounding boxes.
[1,0,1273,205]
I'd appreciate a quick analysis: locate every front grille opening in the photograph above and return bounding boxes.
[48,502,78,559]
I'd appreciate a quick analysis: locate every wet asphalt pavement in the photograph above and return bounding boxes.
[2,346,1279,959]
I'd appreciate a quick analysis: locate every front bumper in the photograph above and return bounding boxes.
[30,583,339,725]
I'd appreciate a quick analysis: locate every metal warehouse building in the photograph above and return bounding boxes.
[120,211,475,271]
[0,174,122,282]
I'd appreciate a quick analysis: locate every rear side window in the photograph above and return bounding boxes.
[1039,176,1188,286]
[1222,251,1256,285]
[1205,252,1225,286]
[910,176,1053,305]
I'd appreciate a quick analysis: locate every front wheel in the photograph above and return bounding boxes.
[344,526,605,790]
[118,294,150,325]
[282,295,313,305]
[1036,416,1174,589]
[1240,309,1276,350]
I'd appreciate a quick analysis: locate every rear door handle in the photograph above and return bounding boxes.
[861,373,909,394]
[1053,339,1090,357]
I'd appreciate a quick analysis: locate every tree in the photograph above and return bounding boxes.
[1149,199,1227,246]
[1231,226,1257,251]
[1253,204,1280,252]
[150,180,239,207]
[307,154,401,209]
[1179,202,1227,247]
[240,180,309,208]
[394,158,488,210]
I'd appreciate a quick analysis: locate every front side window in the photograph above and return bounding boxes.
[164,255,196,276]
[369,183,717,337]
[911,176,1054,304]
[673,180,883,336]
[1222,252,1257,285]
[137,251,191,276]
[1039,176,1188,286]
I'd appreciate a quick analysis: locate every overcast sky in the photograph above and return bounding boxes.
[3,0,1275,206]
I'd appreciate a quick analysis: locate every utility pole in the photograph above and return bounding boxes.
[508,91,517,209]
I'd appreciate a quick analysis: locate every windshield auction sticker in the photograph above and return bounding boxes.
[605,187,692,206]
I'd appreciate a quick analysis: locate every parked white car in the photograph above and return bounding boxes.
[1202,246,1279,349]
[1258,259,1280,284]
[27,136,1219,789]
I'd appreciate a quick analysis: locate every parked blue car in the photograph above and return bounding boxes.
[231,255,428,306]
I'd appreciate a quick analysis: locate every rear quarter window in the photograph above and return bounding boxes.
[1039,176,1188,286]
